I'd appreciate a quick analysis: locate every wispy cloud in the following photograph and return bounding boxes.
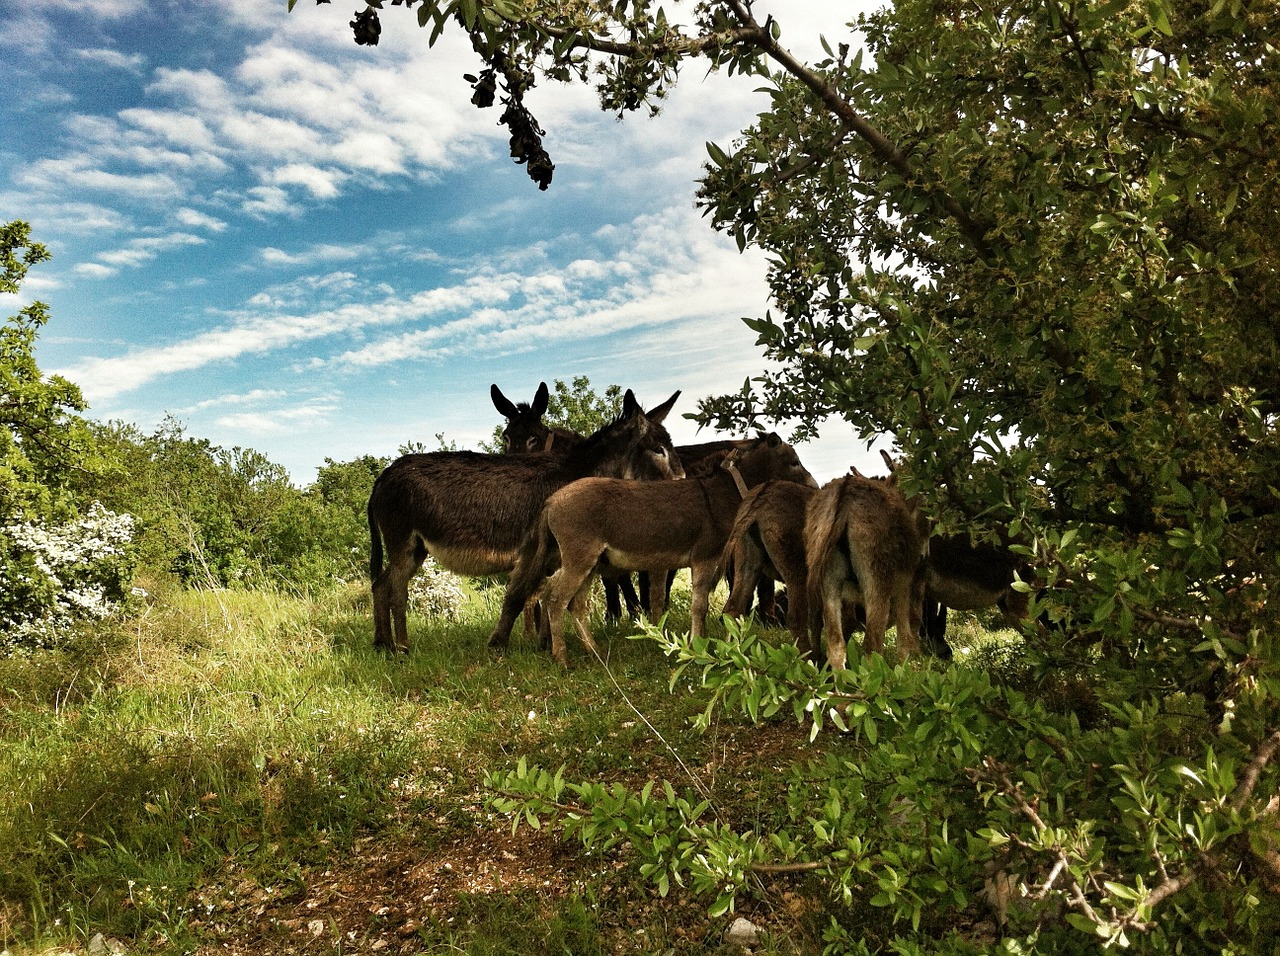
[77,231,206,276]
[76,48,145,72]
[177,389,289,413]
[58,206,765,403]
[215,399,340,435]
[175,207,227,232]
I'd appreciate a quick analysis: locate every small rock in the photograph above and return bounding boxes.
[308,919,325,937]
[87,935,127,956]
[725,916,760,947]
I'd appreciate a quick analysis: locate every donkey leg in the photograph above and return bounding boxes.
[646,570,668,624]
[602,574,623,621]
[619,574,643,619]
[521,596,540,645]
[568,579,602,660]
[786,578,810,653]
[544,565,590,668]
[689,561,721,639]
[388,567,413,654]
[487,582,529,652]
[755,579,779,624]
[893,588,920,659]
[921,601,950,658]
[371,569,394,651]
[860,585,890,658]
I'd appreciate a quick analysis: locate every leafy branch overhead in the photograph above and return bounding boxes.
[307,0,951,206]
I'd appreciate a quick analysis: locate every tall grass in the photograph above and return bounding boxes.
[0,581,738,954]
[0,580,1017,955]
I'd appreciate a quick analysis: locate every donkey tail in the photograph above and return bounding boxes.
[804,479,851,630]
[720,490,765,601]
[367,498,383,583]
[509,510,559,604]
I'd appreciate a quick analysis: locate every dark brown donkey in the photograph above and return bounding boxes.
[805,469,929,668]
[491,381,580,454]
[491,434,817,666]
[491,381,647,620]
[922,536,1029,659]
[366,389,682,652]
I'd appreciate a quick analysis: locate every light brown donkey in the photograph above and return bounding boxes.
[804,468,928,668]
[721,479,818,653]
[492,434,817,666]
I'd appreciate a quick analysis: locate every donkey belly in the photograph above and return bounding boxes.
[926,572,1005,610]
[603,544,692,572]
[421,538,516,577]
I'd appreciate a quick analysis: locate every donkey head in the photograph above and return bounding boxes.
[491,382,554,453]
[573,389,684,481]
[724,432,818,489]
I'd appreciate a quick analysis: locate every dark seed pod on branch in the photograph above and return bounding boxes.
[350,7,381,45]
[468,69,498,109]
[499,103,554,190]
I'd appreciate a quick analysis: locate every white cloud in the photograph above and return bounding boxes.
[216,399,338,434]
[259,245,362,267]
[175,207,227,231]
[242,185,303,219]
[92,231,205,269]
[179,389,289,413]
[268,163,347,199]
[76,47,145,72]
[19,158,184,201]
[119,108,221,153]
[39,0,147,16]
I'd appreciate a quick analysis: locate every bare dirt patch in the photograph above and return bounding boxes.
[195,717,823,954]
[196,823,582,955]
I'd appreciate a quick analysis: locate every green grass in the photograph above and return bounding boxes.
[0,580,1016,955]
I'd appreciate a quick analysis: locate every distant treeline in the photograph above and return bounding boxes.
[74,417,388,594]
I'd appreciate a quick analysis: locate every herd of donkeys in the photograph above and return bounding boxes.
[365,383,1026,668]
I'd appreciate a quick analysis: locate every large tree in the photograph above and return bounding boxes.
[303,1,1278,950]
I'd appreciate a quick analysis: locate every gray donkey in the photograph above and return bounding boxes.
[366,389,682,652]
[491,434,817,666]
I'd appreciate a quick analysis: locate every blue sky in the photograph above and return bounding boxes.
[1,0,883,485]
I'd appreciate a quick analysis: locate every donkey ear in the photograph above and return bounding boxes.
[879,449,897,473]
[622,389,640,418]
[766,432,782,447]
[532,382,550,417]
[491,384,519,420]
[646,390,681,424]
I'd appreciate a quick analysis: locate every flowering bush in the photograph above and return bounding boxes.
[1,503,137,655]
[405,556,467,621]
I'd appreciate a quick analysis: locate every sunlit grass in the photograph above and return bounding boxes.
[0,581,714,953]
[0,577,1016,955]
